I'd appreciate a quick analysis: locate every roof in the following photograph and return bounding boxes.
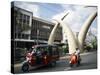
[11,5,55,25]
[12,5,33,14]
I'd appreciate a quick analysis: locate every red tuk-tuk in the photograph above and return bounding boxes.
[22,44,59,72]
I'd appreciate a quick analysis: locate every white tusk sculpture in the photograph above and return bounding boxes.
[48,19,78,54]
[58,20,78,54]
[48,12,69,45]
[48,12,78,54]
[78,11,97,51]
[48,11,97,54]
[48,21,60,45]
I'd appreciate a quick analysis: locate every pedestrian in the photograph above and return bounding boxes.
[75,48,80,60]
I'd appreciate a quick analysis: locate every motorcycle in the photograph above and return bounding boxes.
[69,53,81,67]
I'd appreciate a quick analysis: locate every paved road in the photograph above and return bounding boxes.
[14,51,97,74]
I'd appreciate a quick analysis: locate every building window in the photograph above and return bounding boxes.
[22,34,29,39]
[27,16,30,24]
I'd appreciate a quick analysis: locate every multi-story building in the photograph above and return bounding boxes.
[11,4,62,49]
[11,6,33,40]
[11,2,33,64]
[31,16,62,43]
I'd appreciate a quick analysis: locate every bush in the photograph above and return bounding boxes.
[84,45,92,52]
[63,48,68,54]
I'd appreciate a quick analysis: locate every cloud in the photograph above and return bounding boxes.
[90,27,97,36]
[27,4,40,17]
[14,1,40,17]
[14,2,97,36]
[52,10,70,20]
[52,5,97,33]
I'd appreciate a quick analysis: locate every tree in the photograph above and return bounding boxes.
[91,36,97,50]
[84,41,92,52]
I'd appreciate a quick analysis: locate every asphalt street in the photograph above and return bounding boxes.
[14,51,97,74]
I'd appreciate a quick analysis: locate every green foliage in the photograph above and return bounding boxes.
[62,45,68,53]
[91,37,97,50]
[84,45,91,52]
[84,36,97,52]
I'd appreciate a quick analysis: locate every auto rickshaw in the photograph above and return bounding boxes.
[22,44,59,72]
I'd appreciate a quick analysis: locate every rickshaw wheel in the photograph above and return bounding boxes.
[76,60,80,67]
[22,63,29,72]
[69,63,73,67]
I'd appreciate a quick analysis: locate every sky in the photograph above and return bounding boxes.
[14,1,97,36]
